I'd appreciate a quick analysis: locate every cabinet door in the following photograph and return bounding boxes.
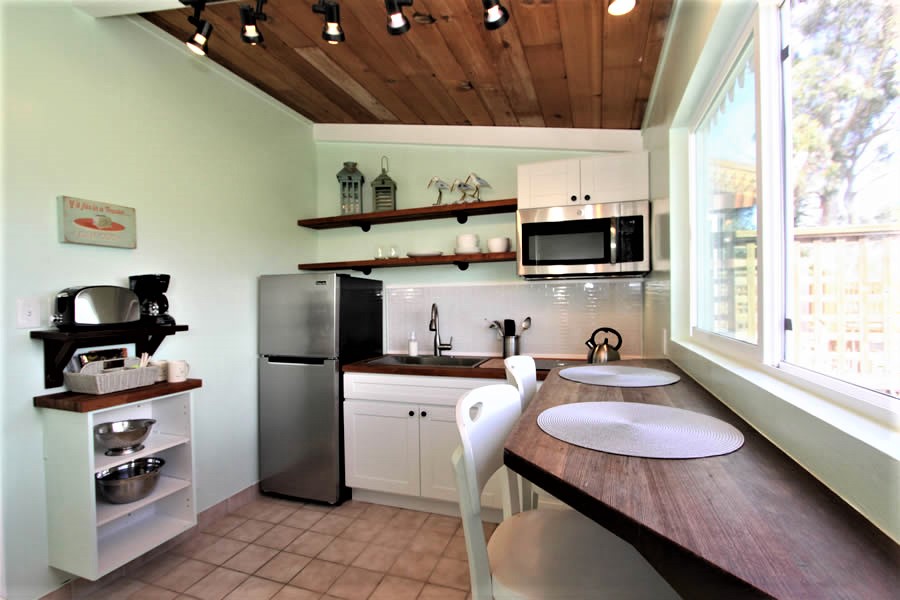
[517,158,581,208]
[344,400,420,496]
[581,152,649,204]
[419,406,503,509]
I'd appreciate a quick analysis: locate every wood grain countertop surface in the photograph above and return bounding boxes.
[342,355,564,380]
[504,359,898,599]
[34,379,203,412]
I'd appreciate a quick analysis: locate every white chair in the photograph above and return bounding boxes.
[503,356,538,511]
[452,384,679,600]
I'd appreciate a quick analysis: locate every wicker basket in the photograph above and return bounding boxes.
[64,357,160,395]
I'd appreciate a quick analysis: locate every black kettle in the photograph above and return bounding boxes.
[585,327,622,364]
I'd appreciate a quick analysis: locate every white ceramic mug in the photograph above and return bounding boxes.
[167,360,190,383]
[487,236,511,252]
[148,360,168,383]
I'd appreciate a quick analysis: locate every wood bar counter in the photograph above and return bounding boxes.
[503,359,898,599]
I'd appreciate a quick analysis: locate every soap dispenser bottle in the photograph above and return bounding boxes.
[408,331,418,356]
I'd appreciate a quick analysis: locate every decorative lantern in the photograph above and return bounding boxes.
[371,156,397,212]
[336,161,365,215]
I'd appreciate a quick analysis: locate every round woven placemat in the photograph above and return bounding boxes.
[537,402,744,459]
[559,365,681,387]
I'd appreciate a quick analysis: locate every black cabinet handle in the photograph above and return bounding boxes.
[420,410,427,417]
[584,194,591,201]
[570,195,577,201]
[408,410,415,417]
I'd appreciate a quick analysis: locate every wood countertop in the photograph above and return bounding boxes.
[504,359,898,599]
[342,355,559,380]
[34,379,203,412]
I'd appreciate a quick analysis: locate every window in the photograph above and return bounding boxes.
[690,37,759,347]
[781,0,900,401]
[686,0,899,408]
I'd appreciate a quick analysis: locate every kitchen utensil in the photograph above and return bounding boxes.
[503,319,516,336]
[585,327,622,364]
[521,316,531,333]
[95,457,165,504]
[488,320,503,338]
[94,418,157,456]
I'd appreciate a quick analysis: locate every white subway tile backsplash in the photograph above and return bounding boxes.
[385,280,643,359]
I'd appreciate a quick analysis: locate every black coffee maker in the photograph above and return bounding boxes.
[129,274,175,325]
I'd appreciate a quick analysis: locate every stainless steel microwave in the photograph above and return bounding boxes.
[517,200,650,278]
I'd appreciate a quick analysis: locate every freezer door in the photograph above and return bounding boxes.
[258,357,342,503]
[259,273,338,358]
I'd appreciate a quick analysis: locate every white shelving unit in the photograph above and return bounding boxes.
[38,385,198,581]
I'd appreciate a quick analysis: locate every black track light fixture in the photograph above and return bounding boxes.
[482,0,509,30]
[184,1,212,56]
[385,0,413,36]
[240,0,268,45]
[312,0,345,45]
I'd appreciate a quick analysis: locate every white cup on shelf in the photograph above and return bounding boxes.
[487,237,511,252]
[167,360,190,383]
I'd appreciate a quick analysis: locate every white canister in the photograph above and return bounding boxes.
[487,236,511,252]
[167,360,190,383]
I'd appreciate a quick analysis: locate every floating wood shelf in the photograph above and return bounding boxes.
[297,198,517,231]
[299,252,516,275]
[31,325,189,388]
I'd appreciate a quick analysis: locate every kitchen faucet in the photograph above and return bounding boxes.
[428,303,453,356]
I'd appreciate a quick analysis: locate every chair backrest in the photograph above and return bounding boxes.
[504,355,536,411]
[452,384,522,599]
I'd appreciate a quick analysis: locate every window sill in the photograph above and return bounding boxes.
[669,339,898,459]
[667,338,899,542]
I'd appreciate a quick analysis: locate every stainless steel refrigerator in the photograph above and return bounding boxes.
[258,273,383,504]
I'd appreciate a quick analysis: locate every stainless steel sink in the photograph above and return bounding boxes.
[366,355,488,368]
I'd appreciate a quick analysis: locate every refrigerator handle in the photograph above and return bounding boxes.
[265,356,329,365]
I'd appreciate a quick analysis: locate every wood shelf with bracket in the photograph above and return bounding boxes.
[31,324,189,388]
[299,252,516,275]
[297,198,517,232]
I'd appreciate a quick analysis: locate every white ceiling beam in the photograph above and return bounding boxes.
[72,0,236,18]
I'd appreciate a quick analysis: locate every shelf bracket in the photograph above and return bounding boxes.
[455,214,469,224]
[355,222,372,232]
[453,261,470,271]
[352,267,373,275]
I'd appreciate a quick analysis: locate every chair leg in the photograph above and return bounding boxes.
[520,478,534,511]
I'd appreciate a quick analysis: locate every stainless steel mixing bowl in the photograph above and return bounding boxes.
[95,457,165,504]
[94,418,156,455]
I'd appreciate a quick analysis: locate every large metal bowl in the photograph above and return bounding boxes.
[94,419,156,456]
[95,457,165,504]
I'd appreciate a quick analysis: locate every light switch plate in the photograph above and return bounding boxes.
[16,297,41,329]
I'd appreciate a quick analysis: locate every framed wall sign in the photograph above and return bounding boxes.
[58,196,137,249]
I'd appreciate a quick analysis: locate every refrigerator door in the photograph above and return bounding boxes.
[259,273,338,358]
[259,357,342,503]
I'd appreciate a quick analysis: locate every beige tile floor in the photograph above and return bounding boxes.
[83,497,493,600]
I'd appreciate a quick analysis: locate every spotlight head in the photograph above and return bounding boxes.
[482,0,509,31]
[385,0,412,36]
[313,0,345,44]
[607,0,637,16]
[185,19,212,55]
[240,4,263,44]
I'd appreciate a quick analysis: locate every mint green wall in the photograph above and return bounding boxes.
[1,3,314,597]
[312,143,593,285]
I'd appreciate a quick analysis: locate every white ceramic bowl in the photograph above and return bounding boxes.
[487,237,510,252]
[456,233,479,247]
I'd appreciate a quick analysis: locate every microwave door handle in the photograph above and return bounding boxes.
[609,218,617,264]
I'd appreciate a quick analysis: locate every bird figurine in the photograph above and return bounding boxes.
[451,178,478,203]
[465,172,492,201]
[427,176,451,205]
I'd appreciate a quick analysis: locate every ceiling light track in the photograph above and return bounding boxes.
[182,1,212,56]
[240,0,268,45]
[312,0,345,45]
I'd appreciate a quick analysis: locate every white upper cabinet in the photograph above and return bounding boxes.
[518,151,649,209]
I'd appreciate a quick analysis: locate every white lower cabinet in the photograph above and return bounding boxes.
[39,388,197,581]
[343,373,503,509]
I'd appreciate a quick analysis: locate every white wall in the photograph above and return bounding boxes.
[643,0,898,541]
[0,3,315,598]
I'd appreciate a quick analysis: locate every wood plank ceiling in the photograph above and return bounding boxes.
[142,0,672,129]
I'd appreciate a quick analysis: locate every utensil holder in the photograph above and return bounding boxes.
[502,335,520,358]
[64,357,159,395]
